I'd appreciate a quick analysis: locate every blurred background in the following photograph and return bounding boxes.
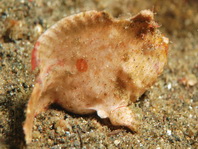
[0,0,197,148]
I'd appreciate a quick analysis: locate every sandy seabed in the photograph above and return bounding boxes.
[0,0,197,148]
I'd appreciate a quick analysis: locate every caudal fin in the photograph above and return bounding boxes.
[23,83,52,144]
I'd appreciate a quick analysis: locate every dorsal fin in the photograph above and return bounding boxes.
[39,11,113,41]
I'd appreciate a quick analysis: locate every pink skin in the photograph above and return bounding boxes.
[46,60,65,73]
[31,41,40,71]
[24,10,168,144]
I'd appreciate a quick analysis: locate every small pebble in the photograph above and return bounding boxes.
[167,83,172,90]
[34,24,43,34]
[74,140,80,147]
[167,130,172,136]
[114,140,120,146]
[33,131,41,139]
[54,119,72,135]
[178,74,197,87]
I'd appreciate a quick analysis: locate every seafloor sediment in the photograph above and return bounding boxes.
[0,0,197,148]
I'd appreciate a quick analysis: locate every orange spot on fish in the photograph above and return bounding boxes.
[46,60,65,73]
[76,59,88,72]
[148,23,160,29]
[31,41,40,71]
[163,43,169,56]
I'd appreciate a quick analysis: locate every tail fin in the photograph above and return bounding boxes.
[23,83,42,144]
[23,83,52,144]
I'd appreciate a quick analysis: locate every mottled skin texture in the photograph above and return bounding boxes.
[24,10,168,144]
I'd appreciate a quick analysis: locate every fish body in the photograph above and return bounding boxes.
[24,10,168,144]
